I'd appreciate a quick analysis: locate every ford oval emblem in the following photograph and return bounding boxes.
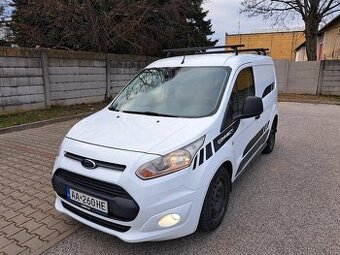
[81,159,97,169]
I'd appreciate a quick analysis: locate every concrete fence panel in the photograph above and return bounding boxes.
[320,61,340,95]
[48,57,107,105]
[0,53,45,113]
[273,59,289,93]
[286,61,320,94]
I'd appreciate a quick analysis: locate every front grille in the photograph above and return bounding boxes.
[62,202,131,232]
[54,168,129,198]
[52,169,139,221]
[65,152,126,171]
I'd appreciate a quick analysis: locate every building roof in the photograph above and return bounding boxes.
[319,14,340,33]
[226,29,304,37]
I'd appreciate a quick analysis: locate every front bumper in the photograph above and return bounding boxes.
[55,195,196,242]
[52,167,203,242]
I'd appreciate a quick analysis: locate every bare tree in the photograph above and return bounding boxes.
[241,0,340,60]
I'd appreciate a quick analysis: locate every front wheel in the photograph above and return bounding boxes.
[199,167,230,232]
[263,127,276,154]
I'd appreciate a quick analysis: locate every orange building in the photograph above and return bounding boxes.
[225,31,305,60]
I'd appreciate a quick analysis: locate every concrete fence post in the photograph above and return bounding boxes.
[105,55,111,100]
[41,50,51,108]
[284,60,290,93]
[316,60,324,95]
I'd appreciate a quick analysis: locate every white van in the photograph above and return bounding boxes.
[52,46,278,242]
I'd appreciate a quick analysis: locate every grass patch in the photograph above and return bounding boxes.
[0,101,108,129]
[279,93,340,102]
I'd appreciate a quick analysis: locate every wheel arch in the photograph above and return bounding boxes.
[272,115,278,131]
[221,161,233,192]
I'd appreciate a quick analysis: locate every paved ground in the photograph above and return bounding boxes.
[1,102,340,255]
[0,121,81,255]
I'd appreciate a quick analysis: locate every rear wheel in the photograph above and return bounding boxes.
[199,167,230,232]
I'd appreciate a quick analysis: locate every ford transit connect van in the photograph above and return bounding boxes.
[52,46,279,242]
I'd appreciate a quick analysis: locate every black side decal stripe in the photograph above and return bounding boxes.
[236,129,269,176]
[192,155,198,170]
[199,148,204,166]
[193,143,214,170]
[213,120,240,152]
[206,143,213,160]
[243,121,269,157]
[262,82,274,98]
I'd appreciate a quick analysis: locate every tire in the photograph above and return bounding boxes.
[263,127,276,154]
[199,167,230,232]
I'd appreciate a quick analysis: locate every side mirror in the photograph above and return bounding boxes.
[234,96,263,120]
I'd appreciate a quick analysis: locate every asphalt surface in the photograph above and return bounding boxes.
[44,102,340,255]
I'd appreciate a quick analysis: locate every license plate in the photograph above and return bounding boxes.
[67,188,108,214]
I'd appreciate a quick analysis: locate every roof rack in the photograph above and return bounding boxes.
[163,45,269,57]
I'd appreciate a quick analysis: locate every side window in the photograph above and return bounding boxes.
[230,67,255,116]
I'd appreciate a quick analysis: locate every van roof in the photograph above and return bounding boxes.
[146,53,273,69]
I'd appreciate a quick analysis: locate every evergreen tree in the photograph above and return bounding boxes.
[9,0,217,55]
[172,0,217,48]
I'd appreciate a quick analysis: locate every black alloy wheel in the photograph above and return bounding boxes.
[199,167,230,231]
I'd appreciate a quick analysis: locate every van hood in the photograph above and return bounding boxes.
[66,108,214,155]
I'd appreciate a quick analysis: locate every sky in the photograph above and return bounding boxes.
[203,0,305,45]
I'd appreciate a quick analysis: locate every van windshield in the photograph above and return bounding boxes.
[109,67,229,118]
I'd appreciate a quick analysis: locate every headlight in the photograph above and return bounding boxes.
[136,136,205,180]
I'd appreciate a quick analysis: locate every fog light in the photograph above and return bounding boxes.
[158,214,181,228]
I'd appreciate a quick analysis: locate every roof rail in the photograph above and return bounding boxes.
[163,45,245,57]
[163,45,269,57]
[239,48,269,55]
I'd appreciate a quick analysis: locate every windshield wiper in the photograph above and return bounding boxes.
[108,106,118,111]
[122,110,178,117]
